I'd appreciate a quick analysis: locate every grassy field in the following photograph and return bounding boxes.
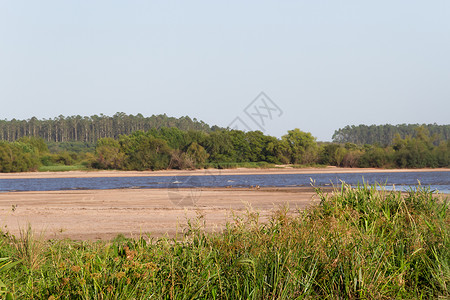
[204,162,277,169]
[38,165,88,172]
[0,184,448,299]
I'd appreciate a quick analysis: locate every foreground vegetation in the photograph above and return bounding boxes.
[0,184,448,299]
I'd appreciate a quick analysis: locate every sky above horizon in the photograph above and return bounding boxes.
[1,1,449,141]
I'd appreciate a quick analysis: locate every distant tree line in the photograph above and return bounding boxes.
[78,126,450,170]
[1,124,449,173]
[91,128,319,170]
[0,128,322,172]
[323,127,449,168]
[0,113,217,143]
[333,124,450,146]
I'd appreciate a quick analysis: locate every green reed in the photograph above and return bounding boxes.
[0,183,448,299]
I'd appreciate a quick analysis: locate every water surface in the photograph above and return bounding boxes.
[0,171,448,193]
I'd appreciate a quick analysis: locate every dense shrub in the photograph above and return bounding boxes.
[0,140,41,172]
[120,132,172,170]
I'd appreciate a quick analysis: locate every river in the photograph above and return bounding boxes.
[0,171,449,193]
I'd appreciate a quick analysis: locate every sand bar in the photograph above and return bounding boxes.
[1,167,448,240]
[0,187,322,240]
[0,167,449,179]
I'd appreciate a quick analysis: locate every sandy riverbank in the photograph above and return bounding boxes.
[0,187,324,240]
[0,166,449,179]
[1,168,448,240]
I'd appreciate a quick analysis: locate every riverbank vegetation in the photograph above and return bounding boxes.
[333,124,450,145]
[0,114,449,172]
[0,184,448,298]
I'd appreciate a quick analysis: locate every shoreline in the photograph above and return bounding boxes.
[0,166,449,179]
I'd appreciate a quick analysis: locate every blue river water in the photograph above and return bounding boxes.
[0,171,449,193]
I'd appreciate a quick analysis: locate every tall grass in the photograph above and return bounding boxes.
[6,224,46,271]
[38,164,88,172]
[0,184,448,299]
[204,162,276,169]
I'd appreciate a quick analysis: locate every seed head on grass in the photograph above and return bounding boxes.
[8,224,46,272]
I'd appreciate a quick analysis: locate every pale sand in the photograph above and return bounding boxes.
[1,167,448,240]
[0,187,321,240]
[0,166,449,179]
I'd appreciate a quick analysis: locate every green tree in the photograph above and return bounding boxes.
[121,133,172,170]
[282,129,318,164]
[359,146,392,168]
[17,137,48,154]
[229,130,250,162]
[94,138,125,169]
[186,142,209,167]
[433,141,450,167]
[245,131,267,162]
[392,127,439,168]
[204,131,236,163]
[333,123,450,145]
[334,147,347,167]
[319,143,341,165]
[0,142,13,172]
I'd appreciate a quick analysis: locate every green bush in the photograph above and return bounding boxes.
[53,151,74,166]
[120,133,172,170]
[0,141,41,172]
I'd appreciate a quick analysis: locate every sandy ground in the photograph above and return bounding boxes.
[0,187,322,240]
[1,167,448,241]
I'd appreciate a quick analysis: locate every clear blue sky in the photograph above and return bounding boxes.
[1,1,449,141]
